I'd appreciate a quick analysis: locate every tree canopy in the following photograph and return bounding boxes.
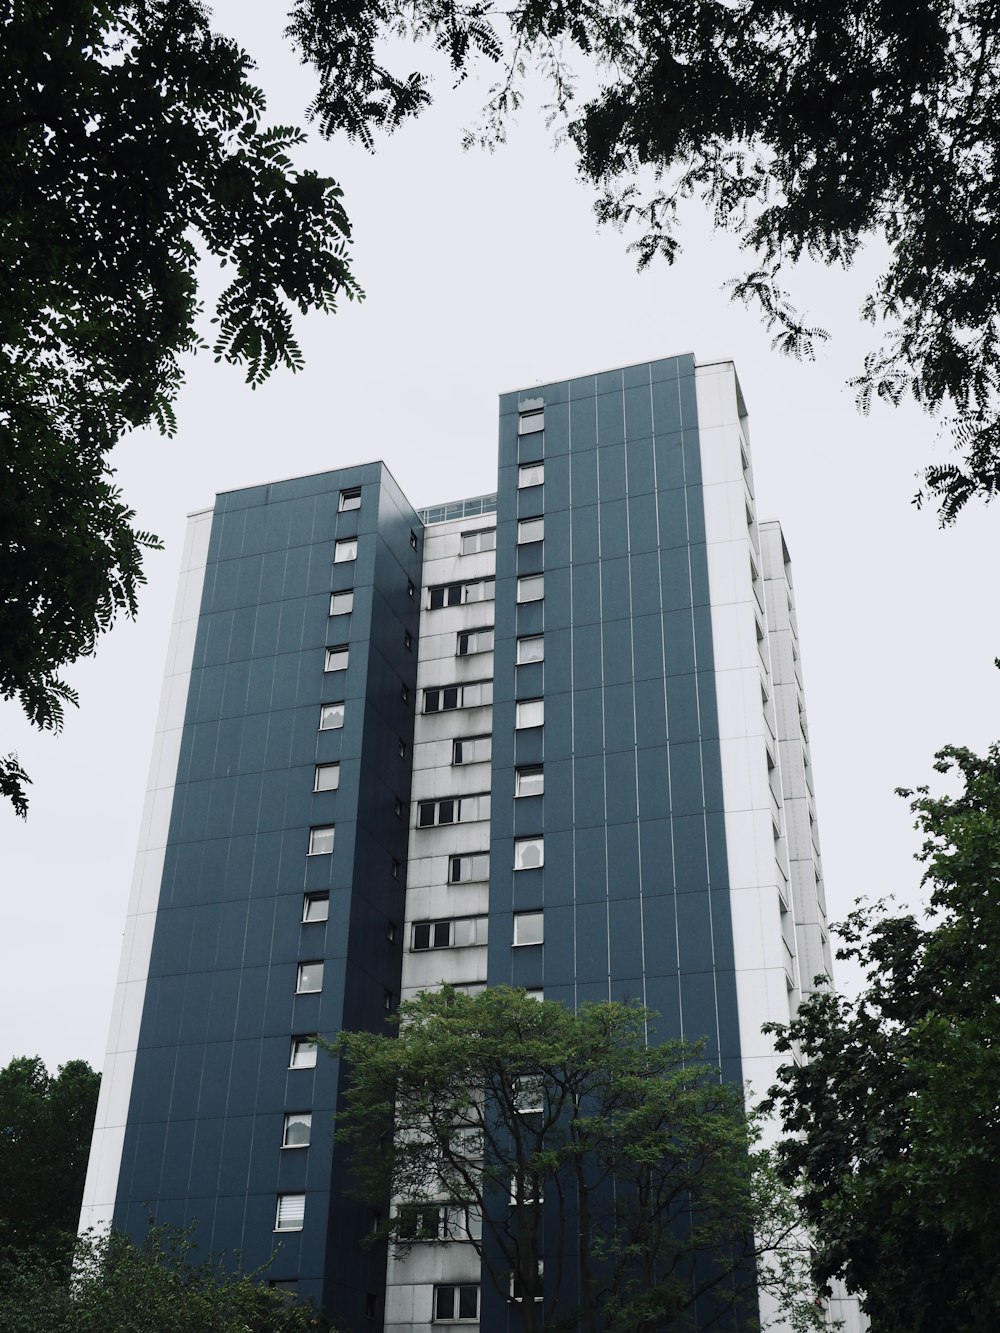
[289,0,1000,522]
[0,1056,100,1264]
[332,986,827,1333]
[0,0,359,816]
[763,742,1000,1332]
[0,1223,328,1333]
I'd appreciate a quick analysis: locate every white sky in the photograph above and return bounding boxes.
[2,4,996,1071]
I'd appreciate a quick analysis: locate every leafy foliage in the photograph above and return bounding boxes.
[763,742,1000,1332]
[0,1056,100,1264]
[331,987,828,1333]
[0,1223,328,1333]
[0,0,360,815]
[289,0,1000,521]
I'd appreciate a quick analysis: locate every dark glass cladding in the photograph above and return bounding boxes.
[113,463,424,1329]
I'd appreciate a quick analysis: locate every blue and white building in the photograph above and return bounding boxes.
[81,353,843,1330]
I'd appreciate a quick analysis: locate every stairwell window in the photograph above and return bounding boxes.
[319,702,344,730]
[314,763,340,792]
[289,1037,317,1069]
[325,645,349,672]
[517,574,544,603]
[518,409,544,435]
[516,635,544,664]
[330,590,354,616]
[307,825,335,856]
[518,461,544,488]
[515,766,544,797]
[339,487,361,512]
[517,517,544,544]
[302,892,329,923]
[515,699,544,729]
[334,537,357,563]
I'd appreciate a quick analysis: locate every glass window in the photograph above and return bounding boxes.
[302,892,329,923]
[330,590,354,616]
[518,461,544,488]
[334,538,357,563]
[457,627,494,656]
[339,487,361,512]
[516,699,544,729]
[515,766,544,797]
[514,838,544,871]
[410,530,419,549]
[434,1285,479,1322]
[449,853,490,883]
[314,763,340,792]
[518,409,544,435]
[517,574,544,603]
[453,735,492,765]
[319,702,344,730]
[307,825,335,856]
[275,1194,305,1231]
[290,1037,317,1069]
[514,910,544,944]
[429,583,463,609]
[282,1112,312,1148]
[516,635,544,664]
[461,528,496,555]
[325,645,349,672]
[296,961,324,993]
[464,578,495,604]
[517,517,544,544]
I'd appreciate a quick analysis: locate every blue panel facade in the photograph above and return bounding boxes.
[114,465,423,1328]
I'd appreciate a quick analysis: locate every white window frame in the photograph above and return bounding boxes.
[275,1193,305,1232]
[296,961,324,993]
[433,1284,480,1322]
[314,763,340,792]
[319,702,344,730]
[457,627,494,656]
[424,681,493,713]
[517,574,544,603]
[515,698,544,729]
[514,838,544,871]
[411,916,489,951]
[289,1037,317,1069]
[417,794,491,828]
[515,766,544,798]
[325,645,349,672]
[516,635,544,665]
[518,461,544,488]
[307,825,335,856]
[518,409,544,435]
[333,537,357,563]
[449,853,490,883]
[461,528,496,555]
[513,910,544,943]
[517,516,544,545]
[282,1112,312,1149]
[330,590,354,616]
[453,735,492,765]
[302,892,329,923]
[339,487,361,512]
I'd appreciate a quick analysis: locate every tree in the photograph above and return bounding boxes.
[0,1056,100,1263]
[0,1223,328,1333]
[0,0,360,816]
[763,742,1000,1332]
[288,0,1000,522]
[331,987,827,1333]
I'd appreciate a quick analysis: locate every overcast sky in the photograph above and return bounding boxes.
[2,4,996,1072]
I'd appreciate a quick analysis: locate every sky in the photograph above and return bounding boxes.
[1,4,997,1072]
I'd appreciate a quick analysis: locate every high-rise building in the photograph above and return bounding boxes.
[81,353,839,1331]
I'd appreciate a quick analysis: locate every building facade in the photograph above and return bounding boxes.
[81,353,839,1331]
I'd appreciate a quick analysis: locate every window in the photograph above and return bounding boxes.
[424,681,493,712]
[325,645,349,672]
[511,1263,544,1302]
[514,910,544,943]
[394,797,404,818]
[518,461,544,488]
[334,538,357,563]
[412,916,488,950]
[302,892,329,923]
[434,1285,479,1322]
[391,857,401,880]
[329,590,353,616]
[457,627,494,656]
[398,737,408,759]
[398,1203,481,1242]
[517,516,544,544]
[515,698,544,729]
[384,989,394,1011]
[404,629,412,650]
[296,961,324,993]
[308,825,335,856]
[512,1076,544,1113]
[319,702,344,730]
[516,635,544,665]
[339,487,361,512]
[401,684,410,703]
[428,579,495,609]
[449,853,490,883]
[407,579,415,599]
[514,839,544,871]
[453,981,487,996]
[518,409,544,435]
[515,766,544,797]
[453,735,491,765]
[461,528,496,555]
[282,1112,312,1148]
[275,1194,305,1232]
[289,1037,317,1069]
[418,794,491,827]
[517,574,544,603]
[314,763,340,792]
[410,530,419,549]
